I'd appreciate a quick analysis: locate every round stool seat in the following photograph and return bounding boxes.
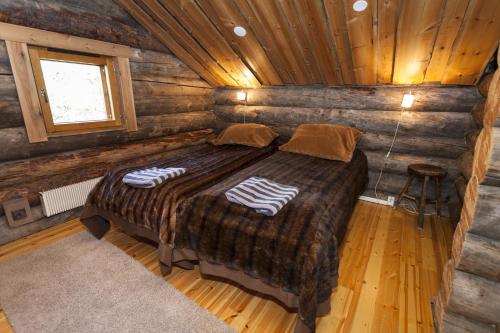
[408,164,447,178]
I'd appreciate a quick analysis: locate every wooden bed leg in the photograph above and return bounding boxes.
[293,319,312,333]
[159,262,172,276]
[175,260,195,270]
[80,216,110,239]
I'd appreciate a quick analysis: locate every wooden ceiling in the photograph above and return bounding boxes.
[117,0,500,88]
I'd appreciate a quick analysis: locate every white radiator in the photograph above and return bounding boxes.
[40,177,103,217]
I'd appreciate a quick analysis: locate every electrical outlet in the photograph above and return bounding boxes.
[387,196,395,206]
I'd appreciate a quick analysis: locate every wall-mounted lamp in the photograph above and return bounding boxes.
[236,91,247,101]
[401,92,415,109]
[374,91,415,198]
[236,91,248,123]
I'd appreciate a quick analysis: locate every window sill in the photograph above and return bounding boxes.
[47,125,127,138]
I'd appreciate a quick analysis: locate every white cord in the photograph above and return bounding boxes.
[243,96,247,123]
[374,106,404,199]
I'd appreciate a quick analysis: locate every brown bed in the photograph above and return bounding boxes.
[80,142,276,273]
[171,149,368,333]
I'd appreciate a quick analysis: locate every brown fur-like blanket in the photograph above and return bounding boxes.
[83,143,276,243]
[175,150,368,331]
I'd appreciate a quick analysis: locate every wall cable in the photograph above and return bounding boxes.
[373,101,434,216]
[374,106,404,200]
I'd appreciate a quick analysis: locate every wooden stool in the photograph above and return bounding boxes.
[396,164,447,229]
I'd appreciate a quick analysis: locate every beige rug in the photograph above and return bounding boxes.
[0,232,235,333]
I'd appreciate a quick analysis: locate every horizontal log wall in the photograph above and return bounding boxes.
[0,3,216,244]
[436,56,500,332]
[0,0,168,52]
[214,86,481,202]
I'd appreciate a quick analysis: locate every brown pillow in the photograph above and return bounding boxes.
[279,124,363,162]
[211,123,279,148]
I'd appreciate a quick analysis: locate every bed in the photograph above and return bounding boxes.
[171,149,368,333]
[80,142,276,273]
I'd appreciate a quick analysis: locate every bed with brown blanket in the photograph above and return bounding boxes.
[80,143,276,271]
[172,149,368,333]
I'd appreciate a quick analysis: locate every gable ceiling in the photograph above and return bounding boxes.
[117,0,500,88]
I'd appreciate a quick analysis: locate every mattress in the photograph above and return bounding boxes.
[174,149,369,331]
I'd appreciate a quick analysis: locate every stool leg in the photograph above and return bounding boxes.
[396,174,414,206]
[435,177,441,216]
[418,176,429,230]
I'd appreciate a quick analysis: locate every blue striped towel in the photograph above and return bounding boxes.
[122,167,186,188]
[225,177,299,216]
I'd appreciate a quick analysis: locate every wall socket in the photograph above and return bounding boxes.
[387,196,395,206]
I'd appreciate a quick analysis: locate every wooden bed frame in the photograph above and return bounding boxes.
[80,207,332,333]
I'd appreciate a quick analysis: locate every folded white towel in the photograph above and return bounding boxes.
[122,167,186,188]
[225,176,299,216]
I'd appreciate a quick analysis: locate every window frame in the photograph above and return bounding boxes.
[28,46,125,136]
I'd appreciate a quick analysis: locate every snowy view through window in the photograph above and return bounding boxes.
[40,60,111,124]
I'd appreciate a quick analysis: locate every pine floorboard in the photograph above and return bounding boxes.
[0,201,452,332]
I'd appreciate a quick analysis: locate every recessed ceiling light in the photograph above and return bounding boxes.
[353,0,368,12]
[233,26,247,37]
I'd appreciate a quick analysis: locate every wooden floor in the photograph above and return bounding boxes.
[0,201,452,333]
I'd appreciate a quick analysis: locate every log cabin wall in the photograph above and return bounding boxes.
[0,0,216,245]
[214,85,483,206]
[434,53,500,333]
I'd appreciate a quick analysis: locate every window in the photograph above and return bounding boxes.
[28,47,124,135]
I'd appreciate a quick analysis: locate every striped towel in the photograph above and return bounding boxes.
[122,167,186,188]
[225,177,299,216]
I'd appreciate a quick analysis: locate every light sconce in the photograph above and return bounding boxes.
[401,92,415,109]
[236,91,247,102]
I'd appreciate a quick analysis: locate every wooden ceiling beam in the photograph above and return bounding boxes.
[117,0,500,86]
[442,0,500,85]
[252,0,312,84]
[393,0,446,84]
[135,0,239,86]
[160,0,261,88]
[323,0,356,84]
[342,0,377,84]
[116,0,225,87]
[374,0,400,83]
[424,0,470,83]
[263,0,314,84]
[195,0,282,85]
[276,0,323,83]
[294,0,342,84]
[231,0,292,83]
